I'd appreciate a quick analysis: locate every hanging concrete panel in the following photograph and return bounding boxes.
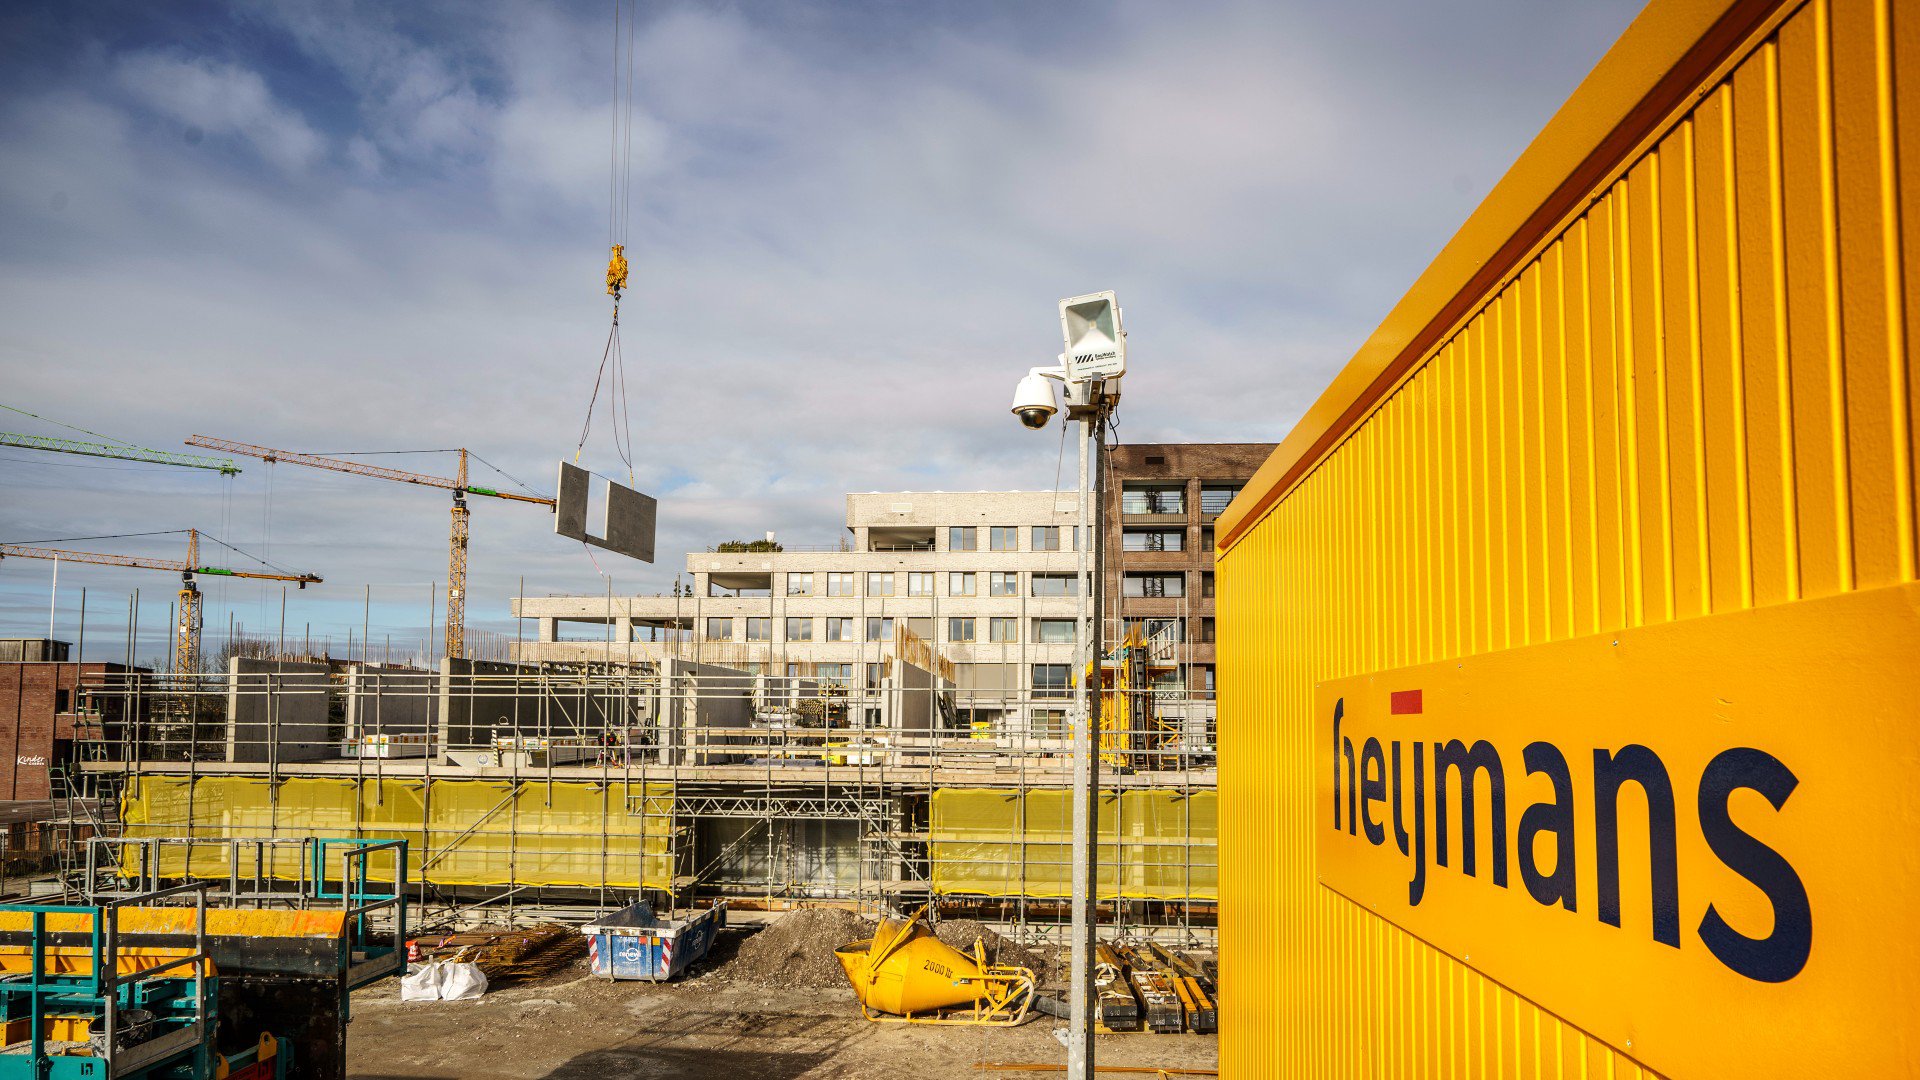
[554,461,656,563]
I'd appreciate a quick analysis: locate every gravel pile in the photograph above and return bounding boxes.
[932,918,1058,983]
[720,907,876,990]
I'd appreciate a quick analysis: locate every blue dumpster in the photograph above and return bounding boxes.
[583,900,727,981]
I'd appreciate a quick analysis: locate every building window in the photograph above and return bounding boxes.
[1034,618,1076,643]
[1199,617,1215,643]
[989,572,1019,597]
[989,617,1018,643]
[949,572,976,597]
[949,526,977,551]
[817,663,853,687]
[786,617,814,641]
[786,572,813,596]
[1030,573,1078,597]
[54,689,71,714]
[1122,528,1184,552]
[1200,664,1216,693]
[1122,484,1184,515]
[826,617,854,642]
[907,571,935,596]
[1123,572,1185,597]
[866,617,895,642]
[1202,571,1215,598]
[1032,526,1062,551]
[867,572,894,597]
[990,526,1018,551]
[866,663,887,689]
[1200,484,1243,515]
[1032,709,1067,739]
[949,617,976,643]
[826,572,855,597]
[745,617,771,641]
[1032,663,1072,698]
[1138,617,1184,642]
[1200,526,1215,550]
[705,617,733,640]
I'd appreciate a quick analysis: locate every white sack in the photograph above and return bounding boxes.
[400,962,445,1001]
[439,962,488,1000]
[399,960,488,1001]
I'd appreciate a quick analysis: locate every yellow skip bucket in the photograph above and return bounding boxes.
[835,905,1034,1025]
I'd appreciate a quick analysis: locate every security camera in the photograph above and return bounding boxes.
[1011,370,1058,429]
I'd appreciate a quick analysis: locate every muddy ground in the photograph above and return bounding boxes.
[346,928,1217,1080]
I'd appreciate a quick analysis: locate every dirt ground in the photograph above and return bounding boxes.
[346,929,1218,1080]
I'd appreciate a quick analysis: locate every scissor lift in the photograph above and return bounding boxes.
[0,882,284,1078]
[0,838,407,1079]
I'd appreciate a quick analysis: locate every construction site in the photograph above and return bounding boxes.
[4,0,1918,1075]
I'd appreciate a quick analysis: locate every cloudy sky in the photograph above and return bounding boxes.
[0,0,1642,665]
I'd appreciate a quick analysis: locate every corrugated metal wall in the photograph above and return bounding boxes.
[1215,0,1915,1074]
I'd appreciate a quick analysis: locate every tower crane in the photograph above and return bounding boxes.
[0,432,240,474]
[184,436,556,662]
[0,530,322,673]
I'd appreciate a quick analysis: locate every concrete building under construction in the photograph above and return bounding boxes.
[61,447,1265,945]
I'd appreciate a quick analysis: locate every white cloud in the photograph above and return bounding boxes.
[113,51,324,172]
[0,0,1645,644]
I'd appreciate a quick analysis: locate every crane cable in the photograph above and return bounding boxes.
[577,0,638,488]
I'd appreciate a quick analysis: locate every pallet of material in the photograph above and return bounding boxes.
[1172,975,1216,1034]
[406,924,585,986]
[1092,943,1140,1032]
[1118,946,1184,1033]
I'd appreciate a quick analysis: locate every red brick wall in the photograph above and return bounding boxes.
[0,662,128,800]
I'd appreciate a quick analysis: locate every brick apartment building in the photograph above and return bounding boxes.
[1104,443,1276,700]
[0,639,145,800]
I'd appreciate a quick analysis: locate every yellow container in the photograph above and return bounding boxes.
[835,907,1034,1024]
[836,914,988,1016]
[1214,0,1919,1075]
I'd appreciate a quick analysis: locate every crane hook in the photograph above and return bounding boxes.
[605,244,629,301]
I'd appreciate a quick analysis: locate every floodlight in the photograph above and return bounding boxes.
[1059,291,1125,382]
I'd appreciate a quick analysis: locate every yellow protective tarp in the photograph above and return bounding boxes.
[120,775,674,890]
[929,788,1216,900]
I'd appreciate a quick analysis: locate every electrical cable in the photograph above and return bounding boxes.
[0,402,138,446]
[1,530,187,546]
[302,448,462,457]
[609,0,620,249]
[0,454,184,473]
[466,452,549,499]
[198,532,306,577]
[576,0,640,487]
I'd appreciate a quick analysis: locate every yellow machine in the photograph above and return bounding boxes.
[835,906,1034,1025]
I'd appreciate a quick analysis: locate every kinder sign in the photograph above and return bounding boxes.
[1315,583,1920,1078]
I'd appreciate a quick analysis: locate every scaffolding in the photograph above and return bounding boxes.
[57,643,1217,945]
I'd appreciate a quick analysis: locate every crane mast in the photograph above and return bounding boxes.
[185,436,554,662]
[449,451,471,663]
[178,529,202,674]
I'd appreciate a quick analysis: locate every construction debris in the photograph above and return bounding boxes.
[934,918,1058,984]
[719,907,877,990]
[406,924,587,989]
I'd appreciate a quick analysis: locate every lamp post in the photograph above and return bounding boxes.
[1010,292,1124,1080]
